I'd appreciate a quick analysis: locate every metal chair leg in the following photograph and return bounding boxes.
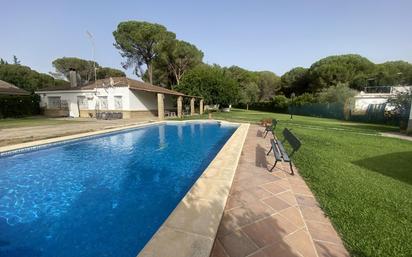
[264,130,268,138]
[270,160,278,172]
[266,146,273,155]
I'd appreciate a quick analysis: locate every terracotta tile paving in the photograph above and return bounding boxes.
[210,125,349,257]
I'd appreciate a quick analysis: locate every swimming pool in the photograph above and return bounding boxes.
[0,121,238,257]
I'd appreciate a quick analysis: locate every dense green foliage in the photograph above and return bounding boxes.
[308,54,375,91]
[96,67,125,79]
[52,57,96,84]
[113,21,176,84]
[281,55,412,95]
[280,67,309,96]
[176,64,281,107]
[181,109,412,257]
[225,66,259,107]
[175,65,238,106]
[149,40,203,87]
[0,63,67,93]
[52,57,125,85]
[0,95,40,118]
[387,89,412,119]
[316,83,358,104]
[254,71,281,101]
[374,61,412,86]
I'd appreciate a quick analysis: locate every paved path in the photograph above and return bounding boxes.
[211,125,349,257]
[381,131,412,142]
[0,118,152,147]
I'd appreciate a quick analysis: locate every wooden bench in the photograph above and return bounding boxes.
[264,119,277,138]
[266,128,301,174]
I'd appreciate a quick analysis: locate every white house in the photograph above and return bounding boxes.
[36,71,203,120]
[352,85,412,114]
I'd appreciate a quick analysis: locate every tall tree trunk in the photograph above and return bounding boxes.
[246,103,249,110]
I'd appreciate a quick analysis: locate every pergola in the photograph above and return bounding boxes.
[156,92,204,120]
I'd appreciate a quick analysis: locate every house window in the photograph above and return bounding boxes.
[114,96,123,110]
[48,96,61,109]
[77,96,87,109]
[98,96,108,110]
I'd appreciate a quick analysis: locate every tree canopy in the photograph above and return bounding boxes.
[52,57,125,84]
[254,71,281,101]
[176,65,239,106]
[0,63,67,93]
[153,40,203,87]
[280,67,309,96]
[113,21,176,84]
[373,61,412,86]
[308,54,376,91]
[280,55,412,96]
[225,66,259,107]
[52,57,97,84]
[96,67,126,80]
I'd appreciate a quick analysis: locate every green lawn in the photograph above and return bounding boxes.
[183,109,412,257]
[0,116,83,129]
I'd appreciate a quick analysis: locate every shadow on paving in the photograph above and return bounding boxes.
[255,145,268,169]
[352,151,412,185]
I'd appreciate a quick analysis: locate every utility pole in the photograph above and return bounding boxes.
[86,31,97,81]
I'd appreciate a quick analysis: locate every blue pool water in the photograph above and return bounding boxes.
[0,121,237,257]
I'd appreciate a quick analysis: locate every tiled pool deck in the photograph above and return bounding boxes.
[210,125,350,257]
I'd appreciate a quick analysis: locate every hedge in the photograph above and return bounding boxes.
[0,95,40,118]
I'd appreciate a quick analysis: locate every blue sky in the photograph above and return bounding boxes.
[1,0,411,78]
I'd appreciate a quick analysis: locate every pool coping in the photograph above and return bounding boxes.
[137,123,250,257]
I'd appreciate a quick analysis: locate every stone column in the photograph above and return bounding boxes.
[190,97,195,115]
[199,99,204,115]
[177,96,183,118]
[157,93,164,120]
[407,100,412,134]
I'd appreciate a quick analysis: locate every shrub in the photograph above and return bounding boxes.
[316,83,357,104]
[293,93,317,106]
[0,95,40,118]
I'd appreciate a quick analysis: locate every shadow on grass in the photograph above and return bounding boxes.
[352,151,412,185]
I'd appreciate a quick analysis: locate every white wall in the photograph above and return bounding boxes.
[38,91,94,117]
[353,86,412,112]
[38,87,177,117]
[38,87,130,117]
[129,90,158,110]
[129,90,176,110]
[353,95,389,111]
[95,87,130,110]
